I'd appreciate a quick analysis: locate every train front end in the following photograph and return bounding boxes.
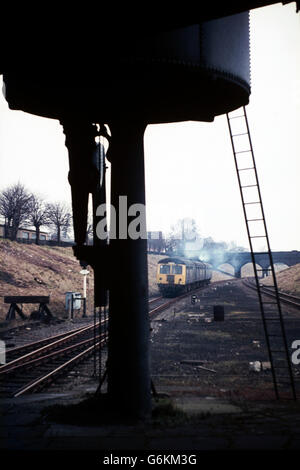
[157,258,186,296]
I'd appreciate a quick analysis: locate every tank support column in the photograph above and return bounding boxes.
[107,120,151,420]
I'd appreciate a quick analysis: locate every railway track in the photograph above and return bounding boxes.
[243,280,300,310]
[5,324,91,362]
[1,291,198,398]
[0,321,107,398]
[149,291,194,316]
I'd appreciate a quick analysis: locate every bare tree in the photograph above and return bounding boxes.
[46,202,71,244]
[0,183,33,240]
[28,195,49,244]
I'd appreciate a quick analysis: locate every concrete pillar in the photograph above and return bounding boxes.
[107,120,151,420]
[262,268,269,278]
[235,267,242,278]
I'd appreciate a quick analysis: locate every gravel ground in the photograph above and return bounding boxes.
[1,279,300,455]
[150,279,300,401]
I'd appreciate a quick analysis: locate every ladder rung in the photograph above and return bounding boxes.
[244,201,261,205]
[228,114,245,120]
[273,366,290,369]
[241,184,258,188]
[250,235,266,238]
[273,379,291,382]
[274,373,290,375]
[234,150,252,154]
[238,167,255,171]
[263,318,280,320]
[247,218,263,222]
[272,372,291,375]
[232,132,248,137]
[274,377,294,381]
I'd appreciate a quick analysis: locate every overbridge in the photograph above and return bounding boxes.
[205,251,300,278]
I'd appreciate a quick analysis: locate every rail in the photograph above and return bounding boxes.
[1,286,208,397]
[243,280,300,310]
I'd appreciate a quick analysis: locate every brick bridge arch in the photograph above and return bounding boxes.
[209,251,300,278]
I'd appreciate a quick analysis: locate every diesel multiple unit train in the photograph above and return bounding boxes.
[157,257,212,297]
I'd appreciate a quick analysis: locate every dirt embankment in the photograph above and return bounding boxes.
[261,263,300,296]
[0,240,90,320]
[0,243,165,320]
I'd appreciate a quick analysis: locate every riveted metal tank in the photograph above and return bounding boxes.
[3,12,250,123]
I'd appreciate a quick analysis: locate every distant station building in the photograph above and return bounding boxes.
[49,233,74,244]
[0,224,50,243]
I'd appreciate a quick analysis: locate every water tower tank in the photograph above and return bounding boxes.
[2,12,250,123]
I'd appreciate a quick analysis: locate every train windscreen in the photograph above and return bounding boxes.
[160,265,170,274]
[172,265,182,274]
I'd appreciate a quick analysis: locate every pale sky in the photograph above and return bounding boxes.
[0,3,299,251]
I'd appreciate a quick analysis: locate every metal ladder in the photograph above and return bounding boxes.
[226,106,297,400]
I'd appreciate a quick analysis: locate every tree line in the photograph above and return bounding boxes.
[148,217,247,255]
[0,183,72,244]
